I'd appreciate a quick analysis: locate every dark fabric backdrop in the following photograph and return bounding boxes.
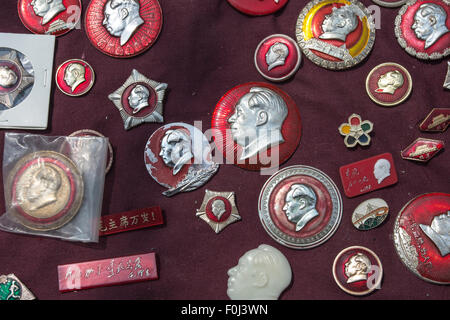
[0,0,448,300]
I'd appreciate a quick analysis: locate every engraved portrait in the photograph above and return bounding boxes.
[227,244,292,300]
[283,184,319,232]
[128,84,150,114]
[0,66,18,88]
[31,0,66,25]
[265,42,289,71]
[345,252,371,283]
[375,70,404,95]
[412,3,449,49]
[211,199,226,220]
[319,5,359,42]
[373,158,391,184]
[419,212,450,257]
[228,87,288,160]
[64,62,86,93]
[24,166,62,211]
[103,0,145,46]
[159,129,194,176]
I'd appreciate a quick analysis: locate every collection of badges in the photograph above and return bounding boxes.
[0,0,448,300]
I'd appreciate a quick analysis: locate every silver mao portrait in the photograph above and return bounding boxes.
[319,5,359,42]
[228,87,288,161]
[31,0,66,25]
[412,3,449,49]
[0,66,18,88]
[227,244,292,300]
[24,166,62,211]
[211,199,226,221]
[283,184,319,232]
[419,212,450,257]
[266,42,289,71]
[375,70,404,95]
[128,84,150,114]
[103,0,145,46]
[64,63,86,93]
[159,129,194,176]
[345,252,372,283]
[373,158,391,184]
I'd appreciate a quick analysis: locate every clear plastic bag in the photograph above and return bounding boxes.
[0,132,108,242]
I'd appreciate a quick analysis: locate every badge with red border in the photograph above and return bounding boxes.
[393,193,450,284]
[55,59,95,97]
[227,0,289,16]
[395,0,450,60]
[85,0,163,58]
[211,82,301,171]
[144,122,219,197]
[295,0,376,70]
[400,137,444,162]
[419,108,450,132]
[18,0,82,37]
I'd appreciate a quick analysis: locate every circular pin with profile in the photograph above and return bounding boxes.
[55,59,95,97]
[227,0,289,16]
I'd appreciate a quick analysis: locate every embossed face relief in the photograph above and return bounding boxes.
[373,158,391,184]
[31,0,66,25]
[265,42,289,71]
[375,70,404,94]
[128,85,149,114]
[419,212,450,257]
[412,3,449,49]
[25,166,62,211]
[64,63,86,92]
[0,66,18,88]
[319,5,359,42]
[211,199,226,220]
[282,184,319,232]
[159,129,193,175]
[344,252,372,283]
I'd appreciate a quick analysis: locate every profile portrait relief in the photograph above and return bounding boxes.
[228,87,288,161]
[265,42,289,71]
[419,212,450,257]
[412,3,449,49]
[227,244,292,300]
[319,5,359,42]
[0,66,18,88]
[128,84,150,114]
[344,252,372,284]
[31,0,66,25]
[283,184,319,232]
[25,166,62,211]
[64,63,86,93]
[103,0,145,46]
[211,199,226,220]
[375,70,404,95]
[373,158,391,184]
[159,129,194,176]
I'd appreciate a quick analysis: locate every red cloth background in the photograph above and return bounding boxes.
[0,0,448,300]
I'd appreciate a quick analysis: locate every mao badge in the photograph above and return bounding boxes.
[55,59,95,97]
[226,0,289,16]
[395,0,450,59]
[295,0,375,70]
[108,69,167,130]
[401,137,444,162]
[196,190,241,234]
[85,0,163,58]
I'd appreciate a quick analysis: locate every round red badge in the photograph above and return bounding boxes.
[18,0,82,37]
[55,59,95,97]
[254,34,301,82]
[85,0,163,58]
[393,192,450,284]
[211,82,301,171]
[395,0,450,60]
[227,0,289,16]
[365,62,412,107]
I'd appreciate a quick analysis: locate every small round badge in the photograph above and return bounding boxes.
[332,246,383,296]
[258,165,342,249]
[366,62,412,107]
[85,0,163,58]
[55,59,95,97]
[395,0,450,60]
[18,0,82,37]
[295,0,376,70]
[254,34,301,82]
[227,0,289,16]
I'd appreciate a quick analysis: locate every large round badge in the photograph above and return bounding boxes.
[18,0,82,37]
[85,0,163,58]
[258,165,342,249]
[365,62,413,107]
[295,0,376,70]
[254,34,302,82]
[395,0,450,60]
[55,59,95,97]
[211,82,301,171]
[227,0,289,16]
[393,192,450,284]
[5,151,84,231]
[144,122,219,197]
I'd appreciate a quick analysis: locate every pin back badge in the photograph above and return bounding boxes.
[401,138,444,162]
[227,0,289,16]
[338,113,373,148]
[55,59,95,97]
[419,108,450,132]
[352,198,389,230]
[0,274,35,300]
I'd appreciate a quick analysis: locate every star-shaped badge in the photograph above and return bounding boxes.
[108,69,167,130]
[196,190,241,234]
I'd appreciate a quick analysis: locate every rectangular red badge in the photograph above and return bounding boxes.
[58,253,158,292]
[99,206,163,236]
